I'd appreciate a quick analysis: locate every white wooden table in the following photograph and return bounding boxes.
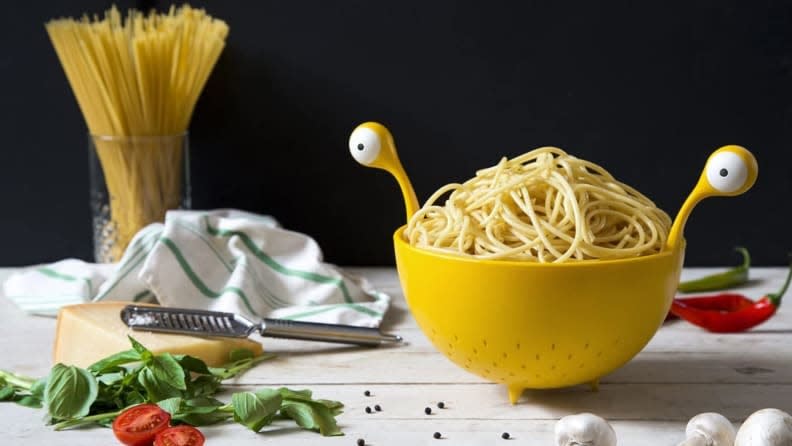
[0,266,790,445]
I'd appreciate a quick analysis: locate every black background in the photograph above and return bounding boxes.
[1,1,790,266]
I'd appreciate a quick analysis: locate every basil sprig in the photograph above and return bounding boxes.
[0,337,343,436]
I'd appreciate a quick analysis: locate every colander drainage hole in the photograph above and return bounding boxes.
[551,343,556,350]
[535,354,540,360]
[567,354,573,360]
[502,352,508,359]
[482,339,488,347]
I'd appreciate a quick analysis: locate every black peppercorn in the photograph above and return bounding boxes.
[357,439,365,446]
[437,401,445,409]
[424,407,432,415]
[365,406,372,414]
[433,432,442,439]
[364,390,371,397]
[374,404,382,411]
[501,432,510,439]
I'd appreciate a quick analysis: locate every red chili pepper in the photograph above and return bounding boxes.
[670,261,792,333]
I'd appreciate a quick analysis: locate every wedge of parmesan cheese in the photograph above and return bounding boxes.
[54,301,263,367]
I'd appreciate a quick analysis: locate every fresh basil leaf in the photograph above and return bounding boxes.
[88,349,141,374]
[278,388,313,401]
[138,368,183,402]
[0,385,15,400]
[231,390,281,432]
[316,399,344,413]
[147,353,186,391]
[0,378,43,409]
[15,395,42,408]
[165,396,227,426]
[229,349,254,362]
[278,388,343,414]
[157,397,183,415]
[96,372,124,386]
[127,336,153,362]
[186,375,220,398]
[30,378,47,400]
[280,401,343,436]
[175,411,231,426]
[43,364,98,419]
[177,356,211,375]
[184,396,225,412]
[124,390,146,407]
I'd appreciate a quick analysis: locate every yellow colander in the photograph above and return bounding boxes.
[348,122,758,404]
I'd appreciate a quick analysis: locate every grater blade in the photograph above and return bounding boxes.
[121,305,404,346]
[120,305,257,338]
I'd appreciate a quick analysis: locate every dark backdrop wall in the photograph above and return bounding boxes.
[1,1,790,266]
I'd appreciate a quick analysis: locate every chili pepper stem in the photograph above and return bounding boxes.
[767,258,792,307]
[738,246,751,269]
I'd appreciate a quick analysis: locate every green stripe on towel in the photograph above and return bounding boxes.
[159,237,261,318]
[37,268,94,297]
[94,228,161,301]
[204,218,354,303]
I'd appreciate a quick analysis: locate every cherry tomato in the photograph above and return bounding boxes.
[154,426,205,446]
[112,404,172,446]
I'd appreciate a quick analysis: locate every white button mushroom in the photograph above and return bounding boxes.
[677,413,736,446]
[555,413,617,446]
[735,408,792,446]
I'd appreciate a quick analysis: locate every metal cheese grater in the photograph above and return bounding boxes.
[120,305,402,347]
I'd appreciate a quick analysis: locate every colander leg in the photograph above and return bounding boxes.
[507,385,524,405]
[589,379,600,392]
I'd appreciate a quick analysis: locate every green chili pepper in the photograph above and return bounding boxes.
[677,247,750,293]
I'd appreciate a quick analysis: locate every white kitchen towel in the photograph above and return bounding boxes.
[3,210,390,327]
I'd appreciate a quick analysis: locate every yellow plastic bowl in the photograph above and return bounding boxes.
[394,227,685,403]
[348,121,759,403]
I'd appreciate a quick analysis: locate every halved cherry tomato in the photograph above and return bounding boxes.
[112,404,172,446]
[154,426,205,446]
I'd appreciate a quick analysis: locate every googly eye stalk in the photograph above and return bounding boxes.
[348,122,419,221]
[667,145,758,250]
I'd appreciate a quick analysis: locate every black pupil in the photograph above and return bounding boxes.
[357,143,365,151]
[719,168,728,177]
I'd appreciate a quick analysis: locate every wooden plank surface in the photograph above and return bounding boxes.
[0,266,790,445]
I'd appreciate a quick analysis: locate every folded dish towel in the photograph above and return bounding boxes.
[3,210,390,327]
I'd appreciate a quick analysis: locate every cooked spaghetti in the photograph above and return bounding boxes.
[46,5,228,261]
[405,147,672,262]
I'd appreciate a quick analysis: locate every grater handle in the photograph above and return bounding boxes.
[260,318,402,346]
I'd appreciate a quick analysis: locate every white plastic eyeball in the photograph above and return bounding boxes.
[706,151,748,193]
[348,127,381,165]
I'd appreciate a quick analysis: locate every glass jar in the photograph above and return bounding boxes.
[89,133,191,263]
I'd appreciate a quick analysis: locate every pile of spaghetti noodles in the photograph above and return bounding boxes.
[46,5,228,261]
[405,147,672,262]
